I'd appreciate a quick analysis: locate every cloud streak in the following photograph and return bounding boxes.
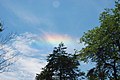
[0,0,55,28]
[43,32,72,46]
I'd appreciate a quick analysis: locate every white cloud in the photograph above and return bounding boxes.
[18,57,46,74]
[0,32,84,80]
[12,33,39,56]
[0,72,17,80]
[0,32,47,80]
[13,56,47,80]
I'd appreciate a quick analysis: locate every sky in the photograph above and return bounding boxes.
[0,0,115,80]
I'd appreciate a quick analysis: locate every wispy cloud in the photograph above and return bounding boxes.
[0,32,84,80]
[0,1,39,25]
[12,33,39,56]
[0,0,55,28]
[34,31,84,53]
[14,56,47,80]
[0,32,47,80]
[43,32,72,46]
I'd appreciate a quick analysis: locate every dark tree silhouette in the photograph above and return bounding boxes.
[36,43,84,80]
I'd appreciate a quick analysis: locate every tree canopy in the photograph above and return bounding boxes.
[79,1,120,80]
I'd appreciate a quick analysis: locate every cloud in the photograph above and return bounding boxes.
[0,32,84,80]
[0,0,55,28]
[36,31,84,53]
[0,32,47,80]
[0,57,46,80]
[13,56,47,80]
[0,1,39,25]
[0,72,17,80]
[43,32,72,46]
[12,33,39,56]
[16,12,40,25]
[13,10,55,28]
[5,5,40,25]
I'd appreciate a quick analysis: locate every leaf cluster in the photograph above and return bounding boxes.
[80,1,120,80]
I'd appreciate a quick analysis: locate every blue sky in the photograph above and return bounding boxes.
[0,0,115,80]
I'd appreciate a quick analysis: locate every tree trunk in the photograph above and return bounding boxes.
[60,69,62,80]
[113,60,117,80]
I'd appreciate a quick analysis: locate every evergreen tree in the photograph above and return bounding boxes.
[36,43,84,80]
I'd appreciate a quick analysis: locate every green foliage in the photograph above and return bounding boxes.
[79,1,120,80]
[36,43,85,80]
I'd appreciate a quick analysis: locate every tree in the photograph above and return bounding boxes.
[0,22,3,32]
[0,21,16,73]
[79,1,120,80]
[36,43,84,80]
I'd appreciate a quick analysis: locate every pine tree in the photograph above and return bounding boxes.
[36,43,84,80]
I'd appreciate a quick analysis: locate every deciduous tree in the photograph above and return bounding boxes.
[0,21,16,73]
[79,1,120,80]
